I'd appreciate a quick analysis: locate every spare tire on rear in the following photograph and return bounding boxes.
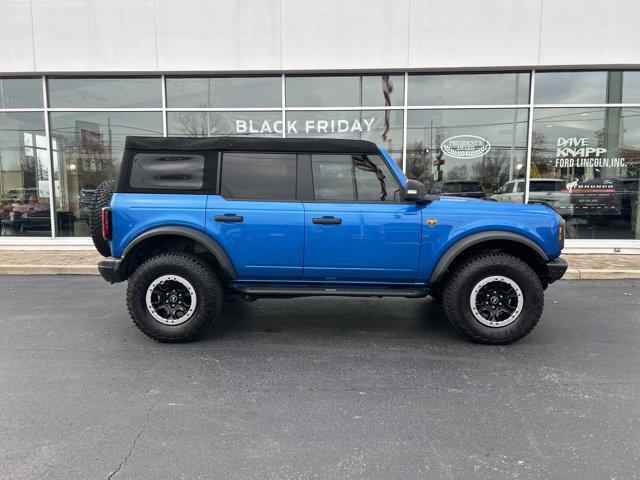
[89,180,115,257]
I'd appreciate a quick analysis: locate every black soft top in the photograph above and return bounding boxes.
[124,136,379,154]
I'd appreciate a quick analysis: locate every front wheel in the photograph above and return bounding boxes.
[442,253,544,344]
[126,252,223,342]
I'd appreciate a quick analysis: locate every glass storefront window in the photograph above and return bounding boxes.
[2,71,640,243]
[49,112,163,236]
[285,110,404,167]
[0,78,43,109]
[286,75,404,107]
[535,71,608,104]
[408,73,529,106]
[531,108,640,239]
[406,109,528,200]
[168,111,283,137]
[0,112,50,236]
[166,76,281,108]
[622,71,640,104]
[47,77,162,108]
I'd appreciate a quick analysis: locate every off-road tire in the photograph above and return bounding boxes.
[126,252,223,342]
[89,180,115,257]
[442,253,544,344]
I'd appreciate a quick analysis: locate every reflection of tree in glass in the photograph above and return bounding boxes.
[471,150,509,190]
[407,140,431,187]
[446,164,470,181]
[530,130,552,176]
[174,112,222,137]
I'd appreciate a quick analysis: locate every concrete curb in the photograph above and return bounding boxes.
[0,265,99,275]
[1,265,639,280]
[565,268,640,280]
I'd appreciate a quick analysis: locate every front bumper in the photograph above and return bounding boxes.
[545,257,568,283]
[98,256,124,283]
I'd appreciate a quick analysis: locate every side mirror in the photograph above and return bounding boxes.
[404,179,428,203]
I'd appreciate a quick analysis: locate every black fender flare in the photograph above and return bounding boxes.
[429,230,549,284]
[122,226,237,280]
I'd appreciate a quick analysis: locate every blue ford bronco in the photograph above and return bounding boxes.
[92,136,567,344]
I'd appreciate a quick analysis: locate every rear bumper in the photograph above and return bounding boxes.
[545,257,568,283]
[98,256,124,283]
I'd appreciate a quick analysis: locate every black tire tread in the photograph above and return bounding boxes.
[89,180,115,257]
[126,252,222,343]
[442,252,544,345]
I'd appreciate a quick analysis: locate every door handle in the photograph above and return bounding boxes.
[313,217,342,225]
[214,214,244,223]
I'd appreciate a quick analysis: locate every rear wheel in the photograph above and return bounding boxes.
[89,180,115,257]
[442,253,544,344]
[126,252,223,342]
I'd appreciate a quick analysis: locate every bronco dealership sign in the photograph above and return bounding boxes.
[441,135,491,159]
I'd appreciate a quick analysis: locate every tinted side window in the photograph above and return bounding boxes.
[311,154,400,202]
[220,152,297,200]
[312,155,355,201]
[130,153,204,190]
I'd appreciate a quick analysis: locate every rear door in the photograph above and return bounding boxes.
[302,153,422,283]
[205,151,304,281]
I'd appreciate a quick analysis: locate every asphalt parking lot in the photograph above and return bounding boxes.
[0,276,638,479]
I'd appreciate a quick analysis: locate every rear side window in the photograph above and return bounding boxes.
[311,154,401,202]
[220,152,297,200]
[130,153,205,190]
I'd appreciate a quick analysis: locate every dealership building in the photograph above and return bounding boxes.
[1,0,639,252]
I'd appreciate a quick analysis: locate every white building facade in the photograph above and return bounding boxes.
[1,0,640,251]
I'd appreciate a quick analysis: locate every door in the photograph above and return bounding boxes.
[206,152,304,281]
[303,153,422,283]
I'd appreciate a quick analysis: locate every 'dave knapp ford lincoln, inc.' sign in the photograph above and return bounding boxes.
[441,135,491,159]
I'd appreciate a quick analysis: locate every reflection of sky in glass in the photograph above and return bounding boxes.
[166,77,281,108]
[0,78,43,108]
[47,77,162,108]
[533,108,640,152]
[407,109,528,150]
[408,73,529,106]
[286,75,404,107]
[534,72,607,104]
[623,72,640,103]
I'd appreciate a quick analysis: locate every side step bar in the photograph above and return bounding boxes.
[235,286,428,299]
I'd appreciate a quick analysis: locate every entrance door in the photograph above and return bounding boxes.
[302,153,422,282]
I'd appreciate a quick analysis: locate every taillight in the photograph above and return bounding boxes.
[101,207,112,240]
